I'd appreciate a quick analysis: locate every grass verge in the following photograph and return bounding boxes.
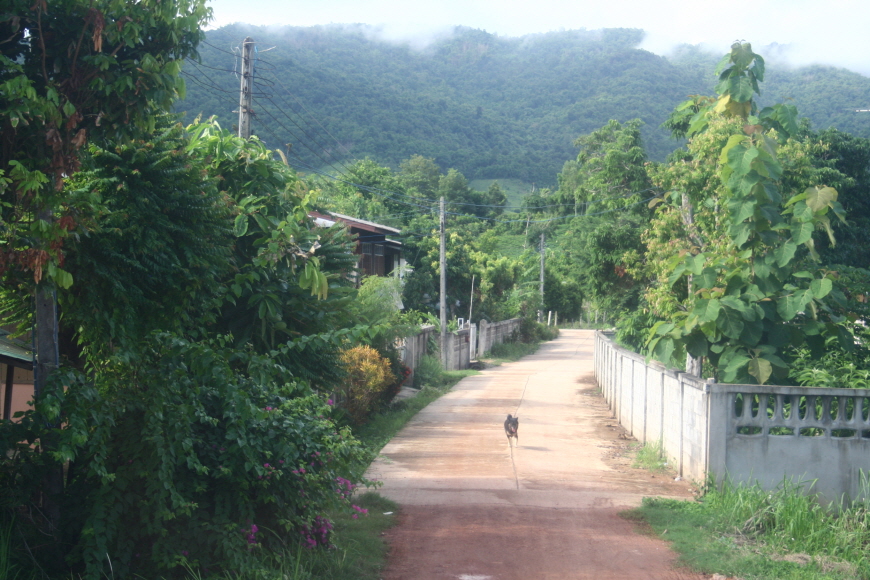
[356,368,478,453]
[631,440,671,473]
[623,482,869,580]
[287,492,400,580]
[482,340,541,365]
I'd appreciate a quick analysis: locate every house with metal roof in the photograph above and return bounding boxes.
[308,211,405,285]
[0,329,34,421]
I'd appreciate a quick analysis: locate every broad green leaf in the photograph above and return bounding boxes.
[774,240,797,267]
[793,202,814,221]
[685,332,709,358]
[732,222,752,247]
[805,185,837,212]
[233,214,248,237]
[739,317,763,346]
[696,267,718,290]
[790,221,813,245]
[693,298,721,323]
[718,306,745,339]
[729,198,756,223]
[687,253,705,275]
[722,353,751,382]
[653,336,675,366]
[810,277,832,299]
[719,134,747,164]
[735,145,759,176]
[776,289,813,321]
[747,357,772,385]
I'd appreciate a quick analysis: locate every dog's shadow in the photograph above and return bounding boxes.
[515,446,548,451]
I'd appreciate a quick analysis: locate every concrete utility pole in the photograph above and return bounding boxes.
[538,232,545,323]
[440,197,447,368]
[237,37,255,139]
[682,192,702,377]
[468,274,475,323]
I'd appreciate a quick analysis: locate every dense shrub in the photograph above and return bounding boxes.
[338,346,397,425]
[0,334,369,578]
[412,354,445,389]
[518,317,560,343]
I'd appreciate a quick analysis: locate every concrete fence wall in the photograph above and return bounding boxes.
[594,331,870,502]
[401,318,522,380]
[477,318,521,356]
[444,327,472,371]
[400,325,437,385]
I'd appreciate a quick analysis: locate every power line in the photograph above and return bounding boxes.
[255,57,356,161]
[251,72,354,174]
[201,39,238,57]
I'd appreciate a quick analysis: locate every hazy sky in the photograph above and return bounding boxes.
[205,0,870,76]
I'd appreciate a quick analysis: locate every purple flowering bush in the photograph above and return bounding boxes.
[1,333,372,578]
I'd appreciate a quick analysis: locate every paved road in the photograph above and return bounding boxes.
[367,329,705,580]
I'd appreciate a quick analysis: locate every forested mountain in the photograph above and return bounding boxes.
[179,24,870,187]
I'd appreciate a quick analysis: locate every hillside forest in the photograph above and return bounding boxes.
[181,24,870,189]
[2,2,870,577]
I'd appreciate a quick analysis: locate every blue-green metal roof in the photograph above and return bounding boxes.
[0,330,33,370]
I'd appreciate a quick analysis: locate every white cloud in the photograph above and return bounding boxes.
[204,0,870,75]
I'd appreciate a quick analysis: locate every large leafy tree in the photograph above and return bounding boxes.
[54,119,234,362]
[639,43,851,384]
[554,118,651,214]
[0,0,210,552]
[1,0,209,287]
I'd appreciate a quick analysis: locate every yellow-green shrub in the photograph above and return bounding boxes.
[339,346,397,425]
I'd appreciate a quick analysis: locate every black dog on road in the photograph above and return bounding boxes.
[504,414,519,447]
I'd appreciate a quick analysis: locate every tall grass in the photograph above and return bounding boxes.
[0,515,33,580]
[632,478,870,579]
[631,440,670,472]
[485,341,539,362]
[704,479,870,571]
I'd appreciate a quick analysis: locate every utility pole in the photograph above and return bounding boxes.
[237,37,255,139]
[682,192,702,376]
[468,274,475,323]
[538,232,545,323]
[440,197,447,368]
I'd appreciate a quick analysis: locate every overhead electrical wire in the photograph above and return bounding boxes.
[251,72,355,175]
[254,58,356,161]
[191,37,661,224]
[201,39,238,57]
[194,41,594,212]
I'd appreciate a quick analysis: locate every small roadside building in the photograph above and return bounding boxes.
[0,329,33,421]
[308,211,404,285]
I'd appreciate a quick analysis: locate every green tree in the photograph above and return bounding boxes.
[0,0,211,553]
[55,119,233,362]
[640,43,850,384]
[554,119,651,214]
[399,154,442,198]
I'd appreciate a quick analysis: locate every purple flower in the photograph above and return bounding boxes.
[264,463,270,468]
[279,460,284,464]
[181,550,189,556]
[327,399,334,406]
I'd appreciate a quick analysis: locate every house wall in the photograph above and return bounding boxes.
[0,364,34,421]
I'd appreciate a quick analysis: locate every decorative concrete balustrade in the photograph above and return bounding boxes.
[594,331,870,503]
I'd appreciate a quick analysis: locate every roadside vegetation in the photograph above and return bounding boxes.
[627,483,869,580]
[624,442,870,580]
[2,0,869,575]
